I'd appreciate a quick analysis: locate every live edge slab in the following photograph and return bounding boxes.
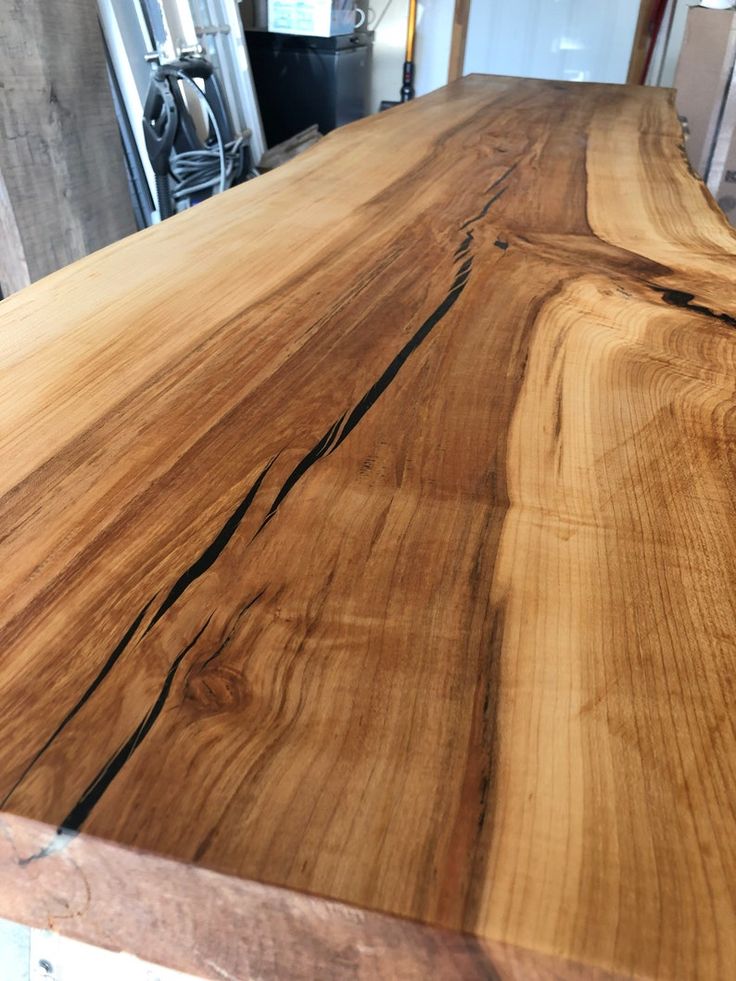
[0,75,734,981]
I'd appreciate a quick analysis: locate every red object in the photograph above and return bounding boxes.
[640,0,670,84]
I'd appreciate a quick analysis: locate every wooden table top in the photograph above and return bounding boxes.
[1,75,735,980]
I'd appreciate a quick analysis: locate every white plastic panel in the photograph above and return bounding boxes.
[647,0,693,87]
[370,0,455,111]
[464,0,641,84]
[97,0,159,218]
[415,0,455,97]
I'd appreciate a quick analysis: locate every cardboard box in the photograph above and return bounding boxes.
[674,4,736,177]
[268,0,356,37]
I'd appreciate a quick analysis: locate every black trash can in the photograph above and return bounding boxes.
[244,29,374,148]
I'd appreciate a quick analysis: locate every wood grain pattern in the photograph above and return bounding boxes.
[0,812,625,981]
[1,75,735,979]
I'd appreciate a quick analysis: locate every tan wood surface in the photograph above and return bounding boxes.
[0,75,735,979]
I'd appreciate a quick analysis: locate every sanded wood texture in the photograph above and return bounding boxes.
[1,76,735,979]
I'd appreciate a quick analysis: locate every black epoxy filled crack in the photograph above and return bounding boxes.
[12,162,517,816]
[3,460,278,811]
[454,230,474,259]
[199,589,266,672]
[652,285,736,328]
[0,596,156,808]
[145,457,276,634]
[254,414,347,537]
[255,252,478,531]
[254,165,515,530]
[461,186,508,231]
[61,614,213,831]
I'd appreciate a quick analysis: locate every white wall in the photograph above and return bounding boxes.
[646,0,692,87]
[369,0,639,116]
[369,0,453,111]
[369,0,641,115]
[463,0,641,84]
[415,0,454,95]
[369,1,408,110]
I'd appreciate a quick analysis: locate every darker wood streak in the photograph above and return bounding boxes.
[461,187,509,231]
[455,230,474,259]
[61,614,214,831]
[3,460,276,810]
[197,589,267,673]
[458,163,517,232]
[256,180,505,532]
[255,412,348,536]
[486,162,518,193]
[145,457,276,634]
[437,269,567,928]
[651,284,736,328]
[329,253,473,451]
[0,595,156,809]
[4,178,499,810]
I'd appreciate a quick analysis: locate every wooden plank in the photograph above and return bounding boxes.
[0,812,622,981]
[448,0,471,82]
[626,0,662,83]
[0,0,136,293]
[0,75,735,978]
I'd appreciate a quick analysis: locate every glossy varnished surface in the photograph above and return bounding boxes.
[1,76,735,979]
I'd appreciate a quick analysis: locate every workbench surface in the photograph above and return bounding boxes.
[1,75,735,980]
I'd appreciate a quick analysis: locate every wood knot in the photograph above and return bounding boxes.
[185,666,250,713]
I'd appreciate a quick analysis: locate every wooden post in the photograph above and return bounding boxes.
[627,0,663,84]
[448,0,471,82]
[0,0,136,296]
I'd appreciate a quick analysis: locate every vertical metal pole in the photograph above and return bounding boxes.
[400,0,418,102]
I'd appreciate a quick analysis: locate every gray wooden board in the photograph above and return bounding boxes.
[0,0,136,293]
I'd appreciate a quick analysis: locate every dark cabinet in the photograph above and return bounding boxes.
[244,29,373,148]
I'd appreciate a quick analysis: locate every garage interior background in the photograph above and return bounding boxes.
[0,0,731,298]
